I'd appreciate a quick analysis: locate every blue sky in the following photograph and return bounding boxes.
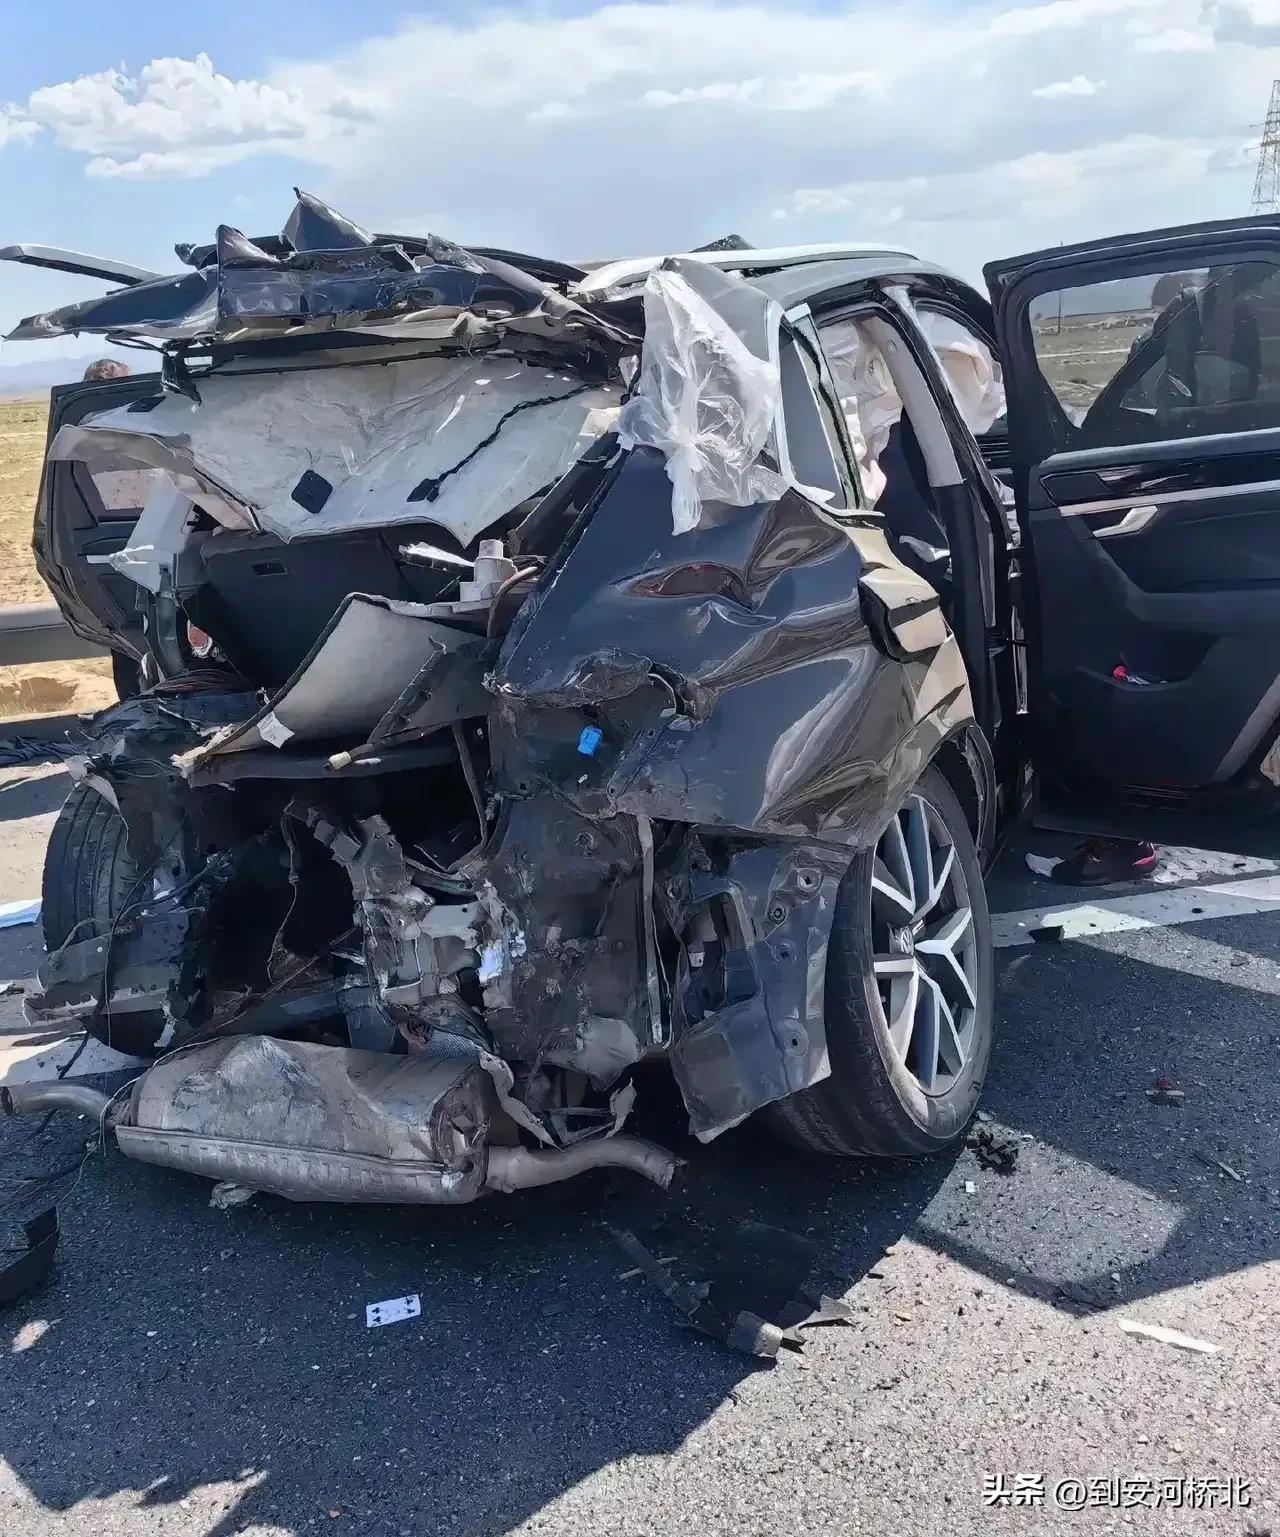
[1,0,1273,356]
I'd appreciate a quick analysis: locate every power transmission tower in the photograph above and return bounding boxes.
[1252,79,1280,212]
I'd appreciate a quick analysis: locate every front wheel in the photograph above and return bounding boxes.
[768,764,994,1157]
[41,784,170,1059]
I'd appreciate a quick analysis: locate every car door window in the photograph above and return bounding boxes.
[1027,260,1280,449]
[777,330,854,510]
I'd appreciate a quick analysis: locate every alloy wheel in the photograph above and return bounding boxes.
[869,793,979,1096]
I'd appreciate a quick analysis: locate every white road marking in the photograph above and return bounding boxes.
[993,872,1280,948]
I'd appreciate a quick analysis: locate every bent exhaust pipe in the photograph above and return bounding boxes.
[2,1082,118,1122]
[3,1049,680,1202]
[485,1137,679,1193]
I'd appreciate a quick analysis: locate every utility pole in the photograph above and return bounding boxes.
[1251,79,1280,213]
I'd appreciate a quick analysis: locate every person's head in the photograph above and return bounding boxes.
[1151,272,1196,309]
[82,358,130,382]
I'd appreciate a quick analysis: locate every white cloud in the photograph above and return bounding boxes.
[85,144,267,179]
[642,72,876,112]
[528,100,578,123]
[1131,24,1215,50]
[990,0,1160,37]
[778,133,1241,234]
[0,0,1269,290]
[1210,140,1257,171]
[1033,75,1105,97]
[1210,0,1280,44]
[21,52,360,179]
[0,107,38,149]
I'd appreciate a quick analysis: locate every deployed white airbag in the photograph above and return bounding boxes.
[51,352,620,548]
[618,261,786,534]
[823,304,1005,506]
[913,308,1005,437]
[821,317,899,505]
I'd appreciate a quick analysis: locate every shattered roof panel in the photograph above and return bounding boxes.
[4,190,615,350]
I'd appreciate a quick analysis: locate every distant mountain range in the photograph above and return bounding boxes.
[0,348,142,399]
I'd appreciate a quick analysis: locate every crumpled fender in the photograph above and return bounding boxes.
[488,446,976,1136]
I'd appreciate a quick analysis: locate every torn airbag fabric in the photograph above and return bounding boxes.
[618,259,785,533]
[49,353,620,547]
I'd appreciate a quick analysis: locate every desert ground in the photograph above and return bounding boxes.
[0,396,114,717]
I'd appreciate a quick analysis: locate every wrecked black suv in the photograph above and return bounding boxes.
[6,198,1280,1203]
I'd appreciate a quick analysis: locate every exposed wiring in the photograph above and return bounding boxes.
[485,565,539,638]
[451,723,486,838]
[407,384,593,505]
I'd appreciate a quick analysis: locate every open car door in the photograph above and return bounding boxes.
[36,373,164,662]
[988,217,1280,853]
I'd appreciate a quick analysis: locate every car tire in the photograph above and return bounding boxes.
[768,763,994,1157]
[41,783,169,1059]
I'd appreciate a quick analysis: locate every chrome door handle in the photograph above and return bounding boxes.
[1094,504,1159,539]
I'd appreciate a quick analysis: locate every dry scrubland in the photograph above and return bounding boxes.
[0,396,114,717]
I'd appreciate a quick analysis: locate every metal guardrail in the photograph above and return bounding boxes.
[0,604,105,667]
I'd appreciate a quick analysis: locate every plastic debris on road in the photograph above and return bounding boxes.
[0,899,41,930]
[366,1294,421,1328]
[609,1221,856,1361]
[967,1124,1020,1173]
[209,1181,258,1210]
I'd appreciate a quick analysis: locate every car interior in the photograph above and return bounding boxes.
[1000,246,1280,819]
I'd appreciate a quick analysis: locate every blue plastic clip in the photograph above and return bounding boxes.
[577,725,604,756]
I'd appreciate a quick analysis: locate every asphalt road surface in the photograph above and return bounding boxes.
[0,759,1276,1537]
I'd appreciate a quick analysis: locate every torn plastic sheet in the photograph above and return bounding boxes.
[618,259,786,534]
[49,351,620,548]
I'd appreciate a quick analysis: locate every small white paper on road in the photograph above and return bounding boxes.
[0,899,40,930]
[366,1294,421,1329]
[1117,1318,1219,1354]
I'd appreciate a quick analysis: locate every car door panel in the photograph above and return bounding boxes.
[988,221,1280,846]
[37,374,164,656]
